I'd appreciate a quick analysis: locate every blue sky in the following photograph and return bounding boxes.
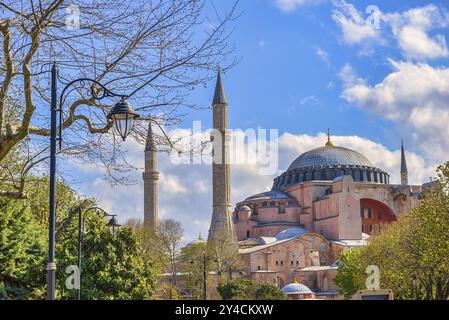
[185,0,449,154]
[71,0,449,242]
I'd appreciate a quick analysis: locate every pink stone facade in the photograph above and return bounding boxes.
[234,166,423,296]
[235,176,420,243]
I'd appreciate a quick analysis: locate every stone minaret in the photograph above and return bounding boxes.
[208,68,236,244]
[143,121,159,232]
[400,139,408,186]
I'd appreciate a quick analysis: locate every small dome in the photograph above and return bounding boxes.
[185,233,206,247]
[239,205,251,211]
[245,190,291,201]
[281,282,313,295]
[275,227,310,240]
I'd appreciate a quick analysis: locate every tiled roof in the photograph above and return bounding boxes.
[288,146,374,170]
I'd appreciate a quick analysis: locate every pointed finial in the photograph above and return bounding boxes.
[212,65,228,105]
[325,128,333,147]
[145,120,156,152]
[401,138,408,173]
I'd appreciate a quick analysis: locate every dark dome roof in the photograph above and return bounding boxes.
[272,143,390,190]
[288,146,373,170]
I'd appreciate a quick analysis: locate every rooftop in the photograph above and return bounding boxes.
[288,145,374,171]
[245,190,292,201]
[281,282,313,295]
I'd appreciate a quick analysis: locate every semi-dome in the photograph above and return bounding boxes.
[281,282,313,295]
[276,227,310,240]
[272,135,390,190]
[245,190,292,201]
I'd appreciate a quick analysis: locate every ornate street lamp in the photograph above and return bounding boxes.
[106,214,121,237]
[107,98,140,141]
[78,206,120,300]
[46,62,139,300]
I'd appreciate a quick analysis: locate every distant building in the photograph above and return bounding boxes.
[233,133,424,297]
[156,70,426,300]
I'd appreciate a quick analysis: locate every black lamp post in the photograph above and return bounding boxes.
[190,253,209,300]
[47,62,138,300]
[77,206,120,300]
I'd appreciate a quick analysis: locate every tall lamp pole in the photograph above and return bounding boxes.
[46,62,140,300]
[46,64,58,300]
[77,207,120,300]
[202,253,207,300]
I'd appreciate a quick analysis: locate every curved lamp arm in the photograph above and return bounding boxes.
[56,67,131,149]
[80,206,114,236]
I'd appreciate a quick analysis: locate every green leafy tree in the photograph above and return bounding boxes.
[335,162,449,300]
[254,283,289,300]
[57,220,158,300]
[0,198,46,299]
[1,176,160,300]
[217,279,287,300]
[179,240,211,300]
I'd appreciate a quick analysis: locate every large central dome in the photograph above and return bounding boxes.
[272,137,390,190]
[288,146,374,170]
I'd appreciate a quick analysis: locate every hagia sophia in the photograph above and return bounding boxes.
[149,70,426,299]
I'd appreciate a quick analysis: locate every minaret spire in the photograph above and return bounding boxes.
[208,68,236,245]
[212,66,228,105]
[143,121,159,233]
[400,139,408,186]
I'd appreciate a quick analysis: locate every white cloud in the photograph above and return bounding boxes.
[273,0,326,12]
[340,60,449,163]
[315,46,330,66]
[72,130,435,244]
[300,95,320,106]
[332,3,449,60]
[338,63,366,88]
[332,0,380,45]
[384,5,449,60]
[159,172,188,194]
